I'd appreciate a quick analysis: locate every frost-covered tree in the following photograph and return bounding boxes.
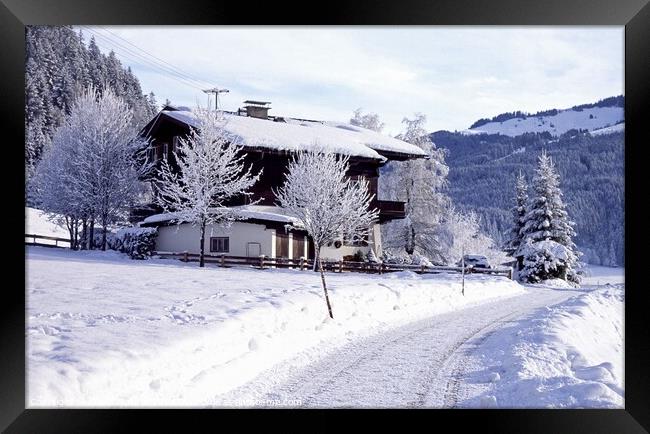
[381,113,450,262]
[25,26,158,179]
[437,207,507,267]
[517,151,582,283]
[350,108,385,132]
[154,107,262,268]
[32,86,147,250]
[275,150,379,318]
[504,171,528,266]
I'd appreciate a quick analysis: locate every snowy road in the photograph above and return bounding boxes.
[225,286,580,408]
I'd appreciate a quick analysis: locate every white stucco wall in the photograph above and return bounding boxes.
[370,223,382,257]
[155,222,275,257]
[154,221,383,261]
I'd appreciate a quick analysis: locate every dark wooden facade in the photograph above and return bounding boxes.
[139,110,408,224]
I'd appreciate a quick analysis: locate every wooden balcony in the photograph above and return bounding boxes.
[372,199,406,222]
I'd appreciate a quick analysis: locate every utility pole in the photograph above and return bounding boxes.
[202,87,230,111]
[461,245,465,296]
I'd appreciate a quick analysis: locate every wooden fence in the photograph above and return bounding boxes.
[25,233,71,248]
[153,251,513,279]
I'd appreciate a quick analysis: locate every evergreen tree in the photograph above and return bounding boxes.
[504,171,528,263]
[25,26,159,180]
[517,151,582,283]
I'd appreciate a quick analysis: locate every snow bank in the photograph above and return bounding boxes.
[26,246,525,407]
[460,285,624,408]
[581,265,624,286]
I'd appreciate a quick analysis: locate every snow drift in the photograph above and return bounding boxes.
[459,285,624,408]
[27,246,525,407]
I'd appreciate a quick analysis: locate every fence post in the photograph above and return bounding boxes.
[300,257,305,271]
[183,251,188,262]
[420,264,425,274]
[260,255,265,270]
[338,260,343,273]
[220,254,225,267]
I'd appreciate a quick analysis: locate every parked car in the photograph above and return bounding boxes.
[457,254,491,269]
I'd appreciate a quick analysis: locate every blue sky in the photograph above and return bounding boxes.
[80,26,624,135]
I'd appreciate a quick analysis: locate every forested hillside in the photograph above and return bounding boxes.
[431,129,624,266]
[25,26,158,173]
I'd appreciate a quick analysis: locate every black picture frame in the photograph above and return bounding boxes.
[2,0,648,432]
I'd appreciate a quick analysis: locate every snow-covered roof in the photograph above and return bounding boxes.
[160,109,427,161]
[142,205,303,227]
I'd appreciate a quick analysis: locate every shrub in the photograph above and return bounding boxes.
[110,227,157,259]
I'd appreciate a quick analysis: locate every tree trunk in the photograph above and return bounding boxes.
[73,218,79,251]
[312,247,319,272]
[101,213,108,251]
[81,219,87,250]
[317,248,334,319]
[405,224,415,255]
[89,218,95,250]
[199,220,206,268]
[66,216,76,250]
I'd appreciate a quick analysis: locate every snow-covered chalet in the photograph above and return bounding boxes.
[137,101,426,261]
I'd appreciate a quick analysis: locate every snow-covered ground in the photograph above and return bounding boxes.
[26,246,525,407]
[590,122,625,136]
[581,265,625,286]
[25,207,70,241]
[453,281,624,408]
[222,286,577,408]
[465,106,624,137]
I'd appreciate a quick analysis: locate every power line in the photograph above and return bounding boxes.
[88,27,211,89]
[98,27,212,89]
[80,27,207,91]
[79,26,211,92]
[81,26,210,89]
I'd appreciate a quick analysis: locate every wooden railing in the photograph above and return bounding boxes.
[25,234,71,248]
[153,251,513,279]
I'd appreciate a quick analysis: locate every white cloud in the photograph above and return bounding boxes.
[82,26,623,134]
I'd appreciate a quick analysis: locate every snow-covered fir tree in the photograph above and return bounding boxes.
[350,108,385,132]
[274,149,379,318]
[25,26,158,183]
[154,107,262,268]
[381,113,450,263]
[504,171,528,266]
[517,151,582,284]
[31,86,148,250]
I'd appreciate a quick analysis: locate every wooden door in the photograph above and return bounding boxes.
[293,233,305,259]
[276,232,289,258]
[307,236,315,260]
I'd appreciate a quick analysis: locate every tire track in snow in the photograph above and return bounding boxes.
[253,288,576,407]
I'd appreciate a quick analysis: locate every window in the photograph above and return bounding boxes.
[210,237,229,253]
[162,143,169,161]
[172,136,181,153]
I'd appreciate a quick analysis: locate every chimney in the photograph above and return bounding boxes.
[243,100,271,120]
